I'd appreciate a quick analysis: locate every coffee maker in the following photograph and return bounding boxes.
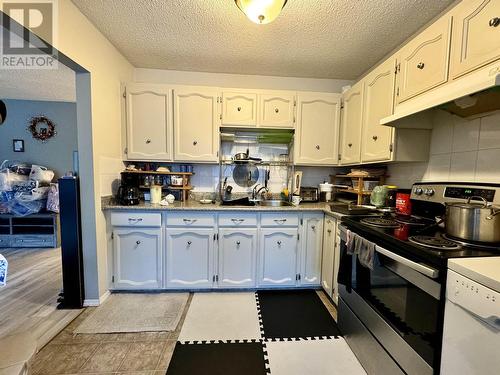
[117,172,141,205]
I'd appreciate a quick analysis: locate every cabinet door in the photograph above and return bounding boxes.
[397,16,451,103]
[218,229,257,288]
[339,82,363,165]
[259,228,298,286]
[321,217,336,297]
[222,91,258,126]
[173,88,220,162]
[259,92,295,128]
[166,228,215,288]
[450,0,500,79]
[300,214,323,286]
[113,228,162,289]
[295,93,341,165]
[125,84,172,161]
[361,58,396,163]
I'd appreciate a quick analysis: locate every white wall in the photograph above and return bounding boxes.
[387,110,500,188]
[29,0,135,302]
[134,68,352,93]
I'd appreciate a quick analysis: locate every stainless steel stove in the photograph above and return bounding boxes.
[337,182,500,375]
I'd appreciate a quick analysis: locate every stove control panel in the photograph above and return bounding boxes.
[412,183,500,205]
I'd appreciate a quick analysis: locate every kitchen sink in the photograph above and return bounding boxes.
[255,200,293,207]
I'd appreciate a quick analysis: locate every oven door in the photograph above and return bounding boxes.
[337,225,441,375]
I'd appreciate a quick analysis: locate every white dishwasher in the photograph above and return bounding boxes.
[441,269,500,375]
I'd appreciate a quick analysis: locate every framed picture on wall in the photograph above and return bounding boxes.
[13,139,25,152]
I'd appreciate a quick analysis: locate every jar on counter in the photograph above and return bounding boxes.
[385,186,398,208]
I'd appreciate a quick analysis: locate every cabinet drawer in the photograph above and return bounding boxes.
[165,212,215,227]
[111,212,162,227]
[218,213,257,227]
[11,235,55,247]
[261,213,299,227]
[0,235,11,247]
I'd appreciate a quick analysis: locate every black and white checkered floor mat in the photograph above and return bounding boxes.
[166,290,366,375]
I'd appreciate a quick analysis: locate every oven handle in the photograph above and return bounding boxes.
[375,246,439,279]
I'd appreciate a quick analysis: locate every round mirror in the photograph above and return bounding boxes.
[0,100,6,125]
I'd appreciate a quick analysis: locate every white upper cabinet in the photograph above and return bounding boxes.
[173,87,220,162]
[125,83,173,161]
[396,16,452,103]
[222,91,258,126]
[339,82,363,165]
[294,92,341,166]
[361,58,396,163]
[450,0,500,79]
[258,91,295,128]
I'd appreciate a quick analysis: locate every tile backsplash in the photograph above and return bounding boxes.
[387,110,500,188]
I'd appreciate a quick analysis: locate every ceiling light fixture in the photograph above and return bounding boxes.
[234,0,288,25]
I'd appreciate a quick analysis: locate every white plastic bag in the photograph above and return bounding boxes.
[0,254,8,286]
[0,169,28,191]
[29,165,54,184]
[46,183,59,213]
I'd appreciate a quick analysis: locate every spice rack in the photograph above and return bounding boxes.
[123,170,194,201]
[330,174,386,205]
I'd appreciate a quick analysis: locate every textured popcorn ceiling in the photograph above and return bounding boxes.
[71,0,454,80]
[0,27,76,102]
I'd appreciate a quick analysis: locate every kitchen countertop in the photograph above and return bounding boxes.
[448,257,500,292]
[102,197,345,219]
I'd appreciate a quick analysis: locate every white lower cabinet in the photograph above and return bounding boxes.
[218,229,257,288]
[258,228,299,287]
[112,228,163,289]
[165,228,215,288]
[300,213,323,285]
[321,217,337,298]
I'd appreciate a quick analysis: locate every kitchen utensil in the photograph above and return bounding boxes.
[293,171,303,195]
[300,187,319,202]
[233,148,262,163]
[170,175,183,186]
[319,182,334,202]
[117,185,140,205]
[150,185,162,204]
[445,196,500,243]
[233,164,259,187]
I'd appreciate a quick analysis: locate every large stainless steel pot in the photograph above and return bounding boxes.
[445,196,500,243]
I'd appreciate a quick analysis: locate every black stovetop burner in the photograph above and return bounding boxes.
[342,214,500,268]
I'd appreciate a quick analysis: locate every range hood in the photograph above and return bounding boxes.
[382,64,500,126]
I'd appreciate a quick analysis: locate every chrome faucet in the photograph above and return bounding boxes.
[252,184,269,200]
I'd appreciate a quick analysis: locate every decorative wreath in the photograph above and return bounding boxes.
[28,115,57,142]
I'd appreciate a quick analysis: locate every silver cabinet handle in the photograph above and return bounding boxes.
[231,218,245,223]
[136,240,141,245]
[311,225,316,231]
[236,241,241,246]
[193,140,198,146]
[489,17,500,27]
[376,245,439,279]
[274,219,287,223]
[275,108,279,113]
[316,145,320,150]
[277,240,282,246]
[128,218,143,223]
[417,62,425,69]
[146,139,151,144]
[183,219,197,224]
[187,241,192,246]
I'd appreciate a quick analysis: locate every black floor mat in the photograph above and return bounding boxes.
[257,290,341,339]
[166,342,268,375]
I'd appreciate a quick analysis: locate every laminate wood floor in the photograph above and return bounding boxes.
[0,247,81,349]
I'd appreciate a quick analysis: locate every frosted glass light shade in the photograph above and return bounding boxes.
[235,0,287,24]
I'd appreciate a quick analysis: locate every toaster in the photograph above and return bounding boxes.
[300,187,319,202]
